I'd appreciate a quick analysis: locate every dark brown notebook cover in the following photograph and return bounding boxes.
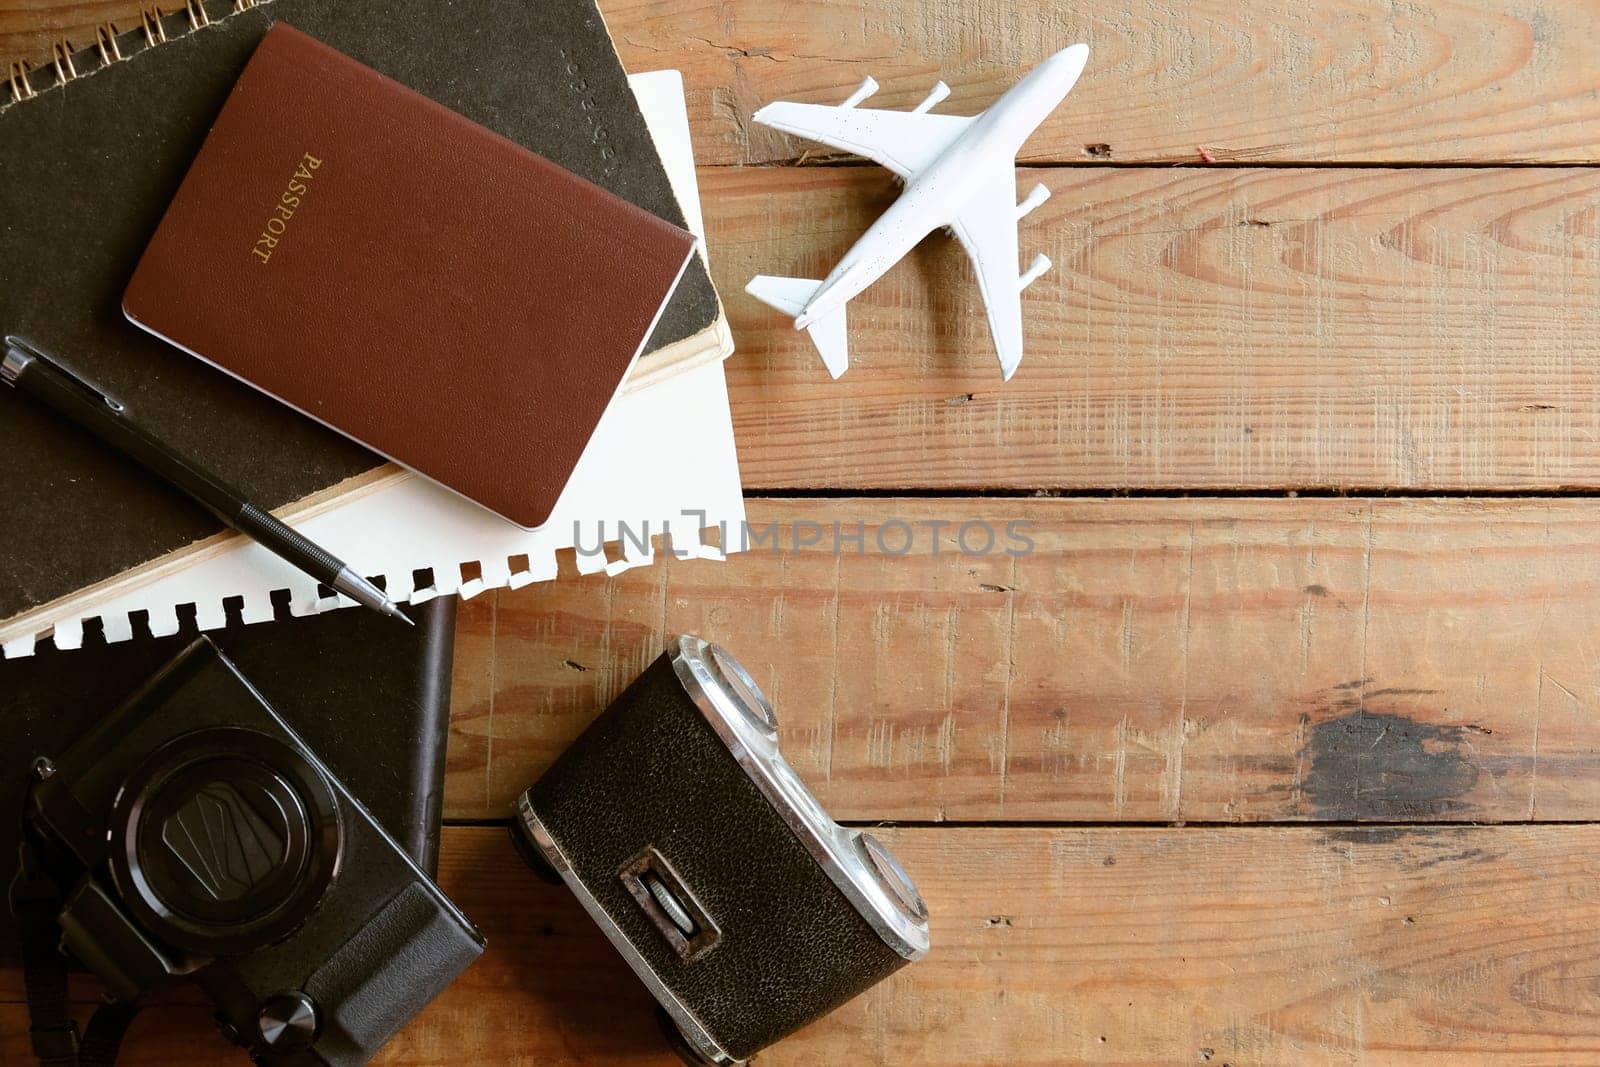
[123,22,697,529]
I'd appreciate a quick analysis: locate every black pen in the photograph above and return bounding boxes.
[2,336,412,626]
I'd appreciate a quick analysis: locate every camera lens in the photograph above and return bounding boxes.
[107,728,342,956]
[707,641,779,738]
[856,832,929,925]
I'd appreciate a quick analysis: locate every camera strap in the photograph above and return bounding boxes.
[13,837,139,1067]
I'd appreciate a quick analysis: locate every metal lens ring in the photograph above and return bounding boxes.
[856,832,929,924]
[677,635,779,740]
[106,727,343,956]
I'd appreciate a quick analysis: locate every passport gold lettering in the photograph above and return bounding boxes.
[252,152,324,263]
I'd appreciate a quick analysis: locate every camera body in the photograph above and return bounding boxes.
[514,636,929,1065]
[21,638,483,1066]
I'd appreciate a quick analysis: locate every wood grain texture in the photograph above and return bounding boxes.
[445,497,1600,825]
[6,3,1599,1064]
[605,0,1600,166]
[9,1,1600,165]
[0,0,139,72]
[6,824,1600,1065]
[709,164,1600,491]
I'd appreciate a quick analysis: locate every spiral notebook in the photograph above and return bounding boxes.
[3,69,745,658]
[0,0,732,648]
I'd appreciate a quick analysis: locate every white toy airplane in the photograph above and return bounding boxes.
[746,44,1089,382]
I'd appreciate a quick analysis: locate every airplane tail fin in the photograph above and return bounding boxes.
[745,275,851,378]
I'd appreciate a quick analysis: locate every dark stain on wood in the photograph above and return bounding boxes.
[1298,683,1481,819]
[1319,825,1506,870]
[1323,826,1423,845]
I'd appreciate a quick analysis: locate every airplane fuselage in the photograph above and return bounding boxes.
[794,48,1086,330]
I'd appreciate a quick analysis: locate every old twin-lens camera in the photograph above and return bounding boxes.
[514,636,930,1065]
[17,638,483,1065]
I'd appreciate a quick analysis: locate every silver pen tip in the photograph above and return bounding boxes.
[333,565,415,625]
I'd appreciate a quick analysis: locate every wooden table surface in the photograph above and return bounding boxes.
[6,2,1600,1063]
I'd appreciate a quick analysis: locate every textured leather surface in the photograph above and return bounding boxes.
[528,655,910,1061]
[0,596,457,963]
[125,23,696,529]
[303,881,484,1065]
[0,0,720,619]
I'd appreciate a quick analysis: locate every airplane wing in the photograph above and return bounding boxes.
[948,164,1031,381]
[753,103,973,180]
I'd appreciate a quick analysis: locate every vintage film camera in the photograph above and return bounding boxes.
[13,638,483,1065]
[514,635,930,1065]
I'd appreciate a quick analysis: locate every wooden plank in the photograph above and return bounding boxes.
[6,824,1600,1064]
[9,2,1600,165]
[607,0,1600,166]
[0,1,140,71]
[710,164,1600,491]
[446,497,1600,825]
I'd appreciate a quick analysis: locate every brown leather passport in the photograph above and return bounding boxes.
[124,22,697,529]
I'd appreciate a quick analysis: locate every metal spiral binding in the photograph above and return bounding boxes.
[50,40,77,84]
[7,60,34,103]
[6,0,249,108]
[141,7,168,47]
[95,23,126,66]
